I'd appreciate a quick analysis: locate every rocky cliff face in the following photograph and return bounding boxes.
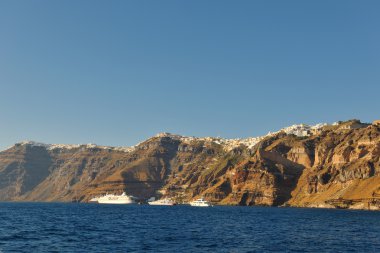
[287,123,380,209]
[1,120,380,210]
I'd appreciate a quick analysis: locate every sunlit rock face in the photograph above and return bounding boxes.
[0,120,380,210]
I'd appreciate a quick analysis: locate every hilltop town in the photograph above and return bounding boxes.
[1,119,380,210]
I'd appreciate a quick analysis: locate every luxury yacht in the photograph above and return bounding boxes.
[189,197,212,207]
[148,198,176,206]
[97,192,136,204]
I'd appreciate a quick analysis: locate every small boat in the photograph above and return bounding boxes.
[148,198,176,206]
[97,192,136,204]
[89,196,100,202]
[189,197,212,207]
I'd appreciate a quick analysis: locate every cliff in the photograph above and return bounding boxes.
[0,120,379,210]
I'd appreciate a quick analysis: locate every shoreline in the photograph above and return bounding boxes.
[1,201,379,212]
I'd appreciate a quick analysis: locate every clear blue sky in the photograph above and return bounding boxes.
[0,0,379,149]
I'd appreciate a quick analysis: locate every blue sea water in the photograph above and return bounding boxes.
[0,203,379,252]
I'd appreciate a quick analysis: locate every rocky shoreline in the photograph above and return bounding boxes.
[1,119,380,211]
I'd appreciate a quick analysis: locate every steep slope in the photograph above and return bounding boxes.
[287,123,380,208]
[0,120,379,210]
[0,144,52,200]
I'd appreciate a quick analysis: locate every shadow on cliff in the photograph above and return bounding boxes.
[247,144,305,206]
[0,144,53,200]
[120,137,181,198]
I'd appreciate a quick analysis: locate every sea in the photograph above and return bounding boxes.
[0,203,379,252]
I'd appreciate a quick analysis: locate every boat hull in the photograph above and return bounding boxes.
[148,199,176,206]
[189,203,211,207]
[189,198,212,207]
[97,193,136,204]
[148,202,175,206]
[97,199,135,204]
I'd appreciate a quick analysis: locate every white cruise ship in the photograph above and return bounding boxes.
[148,198,176,206]
[189,197,212,207]
[97,192,136,204]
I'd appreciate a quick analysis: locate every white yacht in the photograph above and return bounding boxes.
[189,197,212,207]
[89,196,100,202]
[148,198,176,206]
[97,192,136,204]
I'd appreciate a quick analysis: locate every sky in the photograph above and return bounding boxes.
[0,0,379,150]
